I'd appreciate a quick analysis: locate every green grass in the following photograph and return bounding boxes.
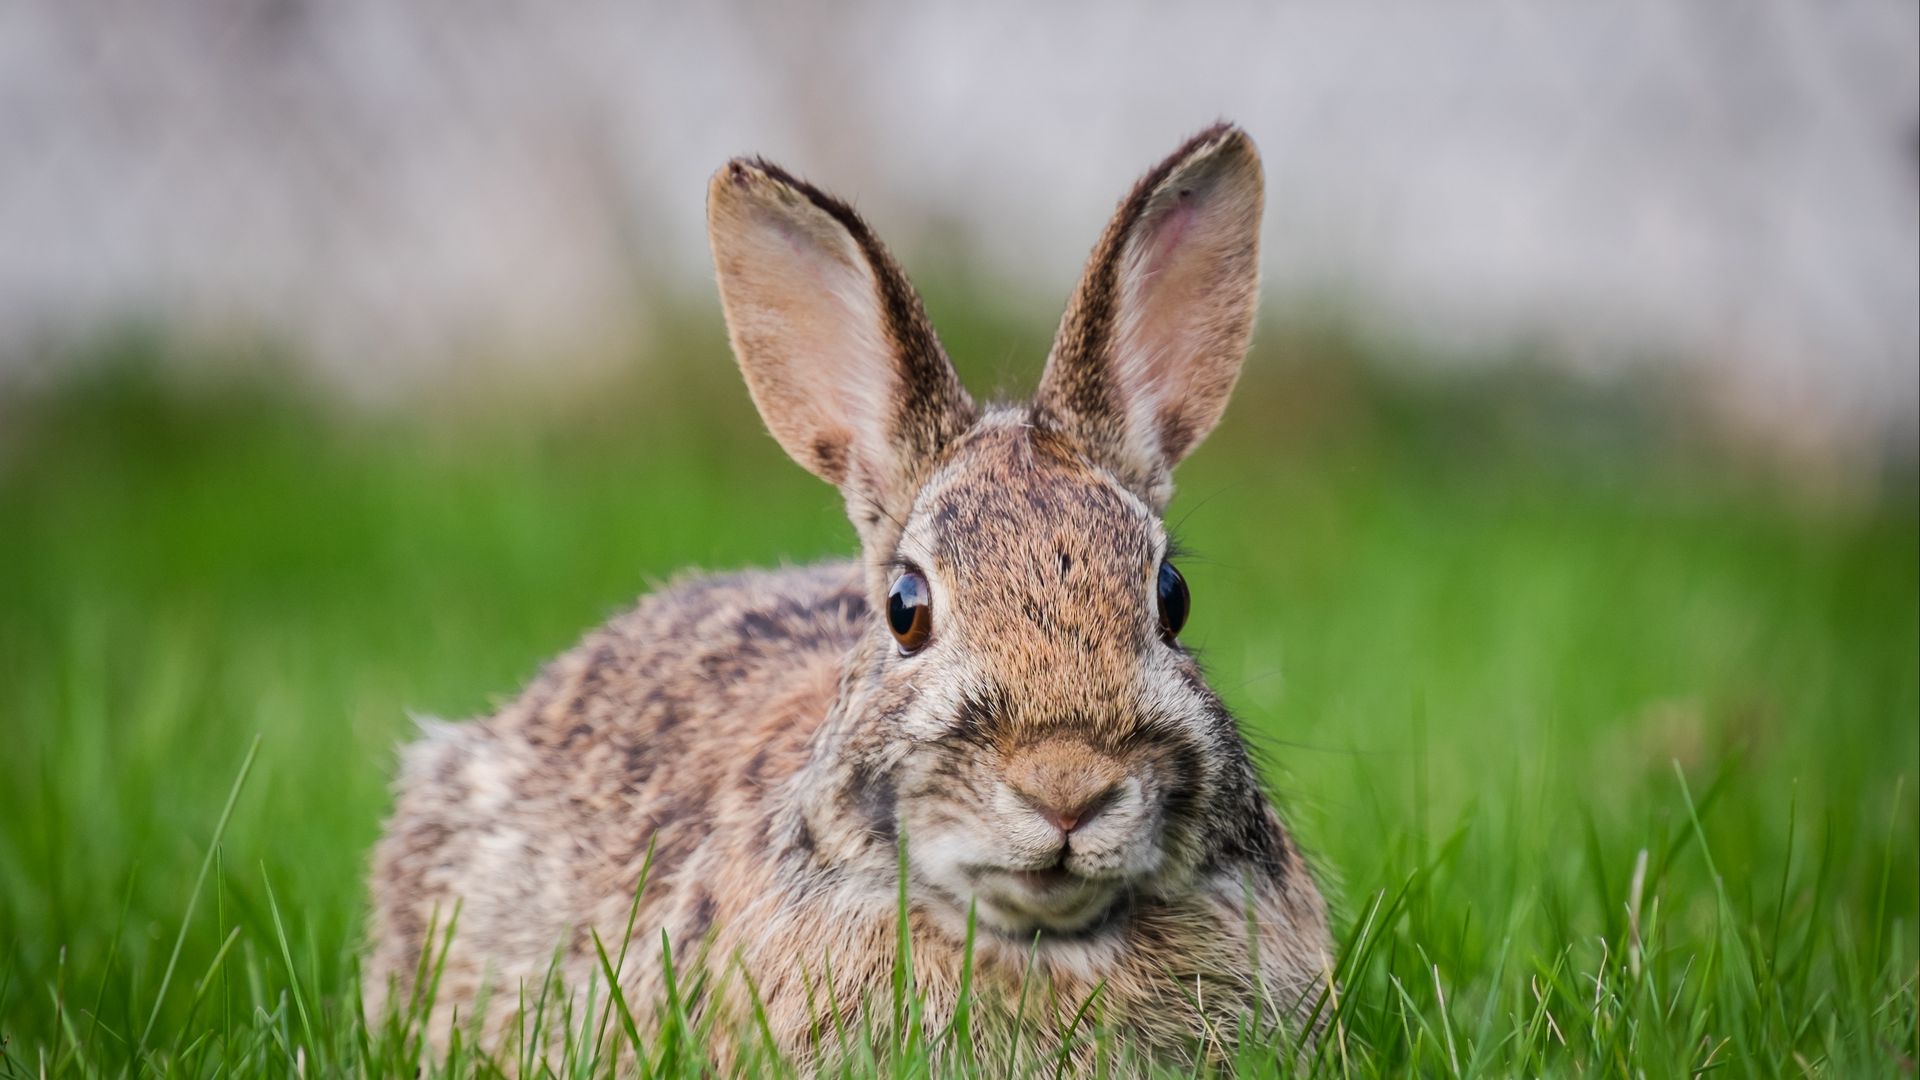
[0,324,1914,1076]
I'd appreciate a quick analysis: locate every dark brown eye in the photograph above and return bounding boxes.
[887,570,933,653]
[1156,560,1189,641]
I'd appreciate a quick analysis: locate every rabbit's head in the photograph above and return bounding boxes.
[709,125,1280,940]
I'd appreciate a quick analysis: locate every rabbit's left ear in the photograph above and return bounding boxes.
[708,159,976,548]
[1034,124,1265,509]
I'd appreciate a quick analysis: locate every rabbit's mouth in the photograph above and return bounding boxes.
[1006,866,1076,892]
[971,866,1129,936]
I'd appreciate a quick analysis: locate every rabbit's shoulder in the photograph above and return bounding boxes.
[498,560,868,747]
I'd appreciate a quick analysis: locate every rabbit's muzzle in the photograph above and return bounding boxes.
[916,737,1174,938]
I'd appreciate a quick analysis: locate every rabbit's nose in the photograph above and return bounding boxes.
[1028,784,1120,834]
[1004,738,1128,835]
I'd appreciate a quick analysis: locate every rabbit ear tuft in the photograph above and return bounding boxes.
[1033,124,1265,508]
[708,159,976,547]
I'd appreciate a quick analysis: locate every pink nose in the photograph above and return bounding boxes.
[1027,785,1117,835]
[1037,804,1083,834]
[1003,737,1128,836]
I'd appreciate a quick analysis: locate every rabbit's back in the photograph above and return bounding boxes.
[363,561,867,1042]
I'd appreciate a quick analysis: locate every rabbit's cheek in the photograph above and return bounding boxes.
[903,827,990,898]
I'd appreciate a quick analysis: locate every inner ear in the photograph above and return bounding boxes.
[1034,124,1265,505]
[707,158,976,548]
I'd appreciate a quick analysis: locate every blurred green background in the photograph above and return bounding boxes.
[0,305,1913,1072]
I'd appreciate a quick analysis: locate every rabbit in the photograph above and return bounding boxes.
[363,122,1334,1074]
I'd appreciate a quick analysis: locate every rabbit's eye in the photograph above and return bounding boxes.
[1156,560,1189,641]
[887,570,933,654]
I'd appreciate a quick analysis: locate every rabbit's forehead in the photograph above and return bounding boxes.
[903,420,1163,656]
[912,422,1159,566]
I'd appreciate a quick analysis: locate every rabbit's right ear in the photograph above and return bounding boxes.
[708,159,976,549]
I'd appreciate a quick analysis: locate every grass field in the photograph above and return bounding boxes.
[1,322,1915,1076]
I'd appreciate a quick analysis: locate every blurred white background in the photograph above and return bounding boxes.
[3,0,1915,458]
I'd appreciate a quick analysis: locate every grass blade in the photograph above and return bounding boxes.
[137,733,262,1053]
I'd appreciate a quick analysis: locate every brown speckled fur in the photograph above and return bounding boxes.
[365,124,1333,1074]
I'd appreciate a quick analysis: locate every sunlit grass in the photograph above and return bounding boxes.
[0,328,1914,1075]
